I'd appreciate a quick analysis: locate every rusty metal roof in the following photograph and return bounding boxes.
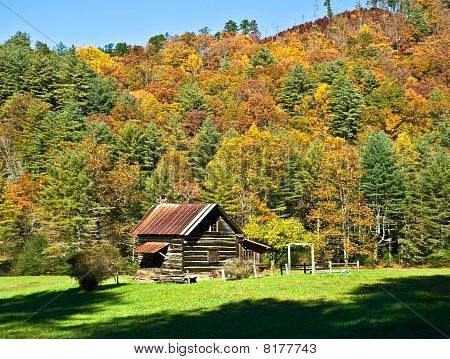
[131,203,218,236]
[134,242,169,253]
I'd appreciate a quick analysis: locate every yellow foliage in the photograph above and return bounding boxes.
[76,45,120,75]
[162,40,195,67]
[394,132,421,171]
[295,83,331,135]
[135,91,161,120]
[155,102,182,125]
[181,54,203,76]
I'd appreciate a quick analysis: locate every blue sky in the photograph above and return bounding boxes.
[0,0,357,47]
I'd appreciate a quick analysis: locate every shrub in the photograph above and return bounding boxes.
[15,235,47,275]
[223,258,254,280]
[42,245,70,274]
[362,255,376,268]
[426,251,449,268]
[67,243,119,291]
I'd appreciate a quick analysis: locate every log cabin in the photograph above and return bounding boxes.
[131,203,270,277]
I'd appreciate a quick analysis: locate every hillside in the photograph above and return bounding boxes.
[0,0,448,273]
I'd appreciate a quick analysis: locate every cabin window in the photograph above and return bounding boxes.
[244,250,253,260]
[208,249,219,263]
[207,219,219,232]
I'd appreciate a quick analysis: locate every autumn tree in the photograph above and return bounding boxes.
[309,137,375,262]
[0,174,40,259]
[205,124,287,224]
[244,217,314,263]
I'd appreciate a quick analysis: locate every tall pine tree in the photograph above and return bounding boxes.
[361,132,406,258]
[329,75,362,141]
[40,147,106,247]
[402,151,449,265]
[278,65,314,116]
[190,119,221,181]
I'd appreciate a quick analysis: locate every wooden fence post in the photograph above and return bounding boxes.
[221,269,226,281]
[328,261,332,273]
[253,264,258,279]
[287,244,291,272]
[303,263,307,274]
[285,263,289,275]
[357,260,360,270]
[186,270,190,284]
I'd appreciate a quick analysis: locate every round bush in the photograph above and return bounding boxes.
[223,258,254,280]
[67,243,119,291]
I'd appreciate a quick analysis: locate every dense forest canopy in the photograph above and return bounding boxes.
[0,0,448,274]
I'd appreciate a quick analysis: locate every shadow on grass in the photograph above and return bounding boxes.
[0,283,129,337]
[1,275,448,339]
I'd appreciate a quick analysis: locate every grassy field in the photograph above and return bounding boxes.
[0,268,448,339]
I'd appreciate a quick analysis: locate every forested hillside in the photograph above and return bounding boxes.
[0,0,448,273]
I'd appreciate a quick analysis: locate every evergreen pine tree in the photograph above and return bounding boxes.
[240,19,251,34]
[249,20,260,36]
[408,5,431,40]
[224,20,239,33]
[116,123,164,173]
[362,70,380,97]
[361,132,406,256]
[141,123,164,173]
[21,102,85,174]
[278,64,314,116]
[190,119,221,181]
[85,76,116,115]
[85,121,116,145]
[329,75,362,141]
[23,51,58,106]
[0,35,31,103]
[116,123,143,165]
[54,51,97,113]
[178,82,209,113]
[324,0,333,18]
[402,151,449,265]
[317,59,346,85]
[201,161,240,219]
[249,47,276,68]
[269,141,321,220]
[144,160,179,205]
[40,148,105,246]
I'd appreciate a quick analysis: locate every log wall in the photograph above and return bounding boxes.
[183,209,238,273]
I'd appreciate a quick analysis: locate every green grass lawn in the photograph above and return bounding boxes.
[0,268,448,339]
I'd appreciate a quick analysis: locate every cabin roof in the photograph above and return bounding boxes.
[134,242,169,254]
[131,203,243,236]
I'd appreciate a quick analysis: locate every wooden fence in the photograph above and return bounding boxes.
[280,261,360,275]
